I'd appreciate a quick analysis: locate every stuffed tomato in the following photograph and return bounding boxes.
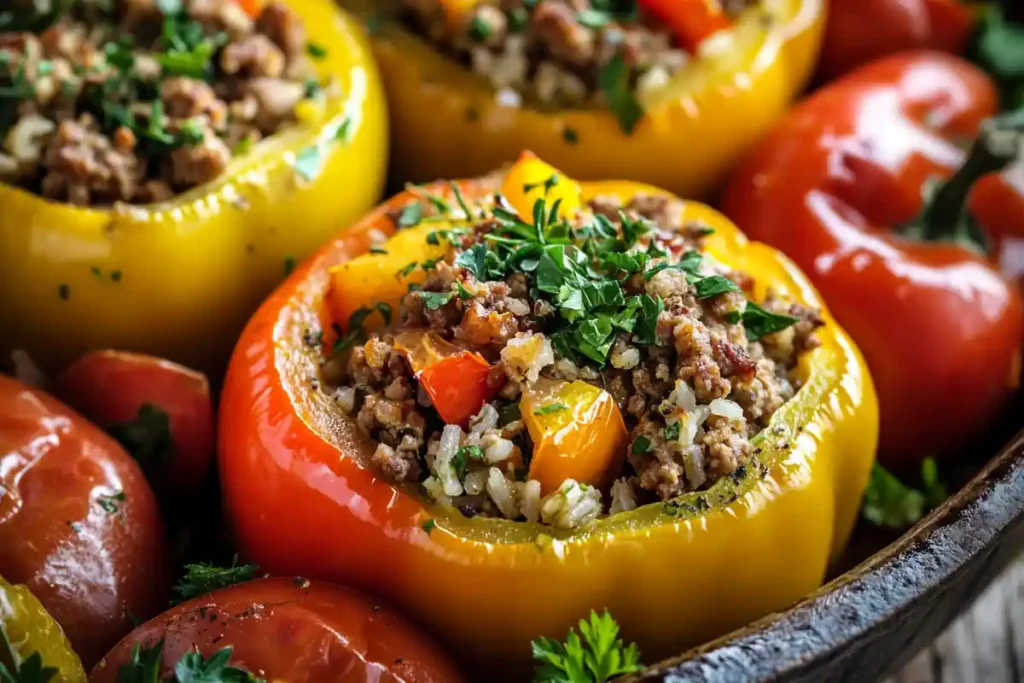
[0,0,387,375]
[339,0,823,198]
[219,152,878,677]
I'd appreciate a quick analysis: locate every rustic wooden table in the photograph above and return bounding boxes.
[887,560,1023,683]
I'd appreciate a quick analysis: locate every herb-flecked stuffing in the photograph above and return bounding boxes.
[322,173,823,529]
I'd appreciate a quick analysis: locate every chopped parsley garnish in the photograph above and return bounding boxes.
[172,556,260,604]
[117,641,264,683]
[469,15,492,42]
[97,490,127,514]
[631,435,651,455]
[369,246,388,255]
[534,402,569,416]
[421,290,455,310]
[861,457,947,530]
[283,256,296,276]
[107,404,174,478]
[531,610,643,683]
[735,302,800,341]
[0,623,58,683]
[422,518,437,534]
[693,275,740,298]
[598,52,645,135]
[397,202,424,228]
[332,303,392,353]
[663,421,680,441]
[306,42,328,59]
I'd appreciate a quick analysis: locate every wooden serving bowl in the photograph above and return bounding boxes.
[633,426,1024,682]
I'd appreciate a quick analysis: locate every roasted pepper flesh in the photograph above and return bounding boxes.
[338,0,823,198]
[219,156,879,678]
[0,577,87,683]
[0,0,388,376]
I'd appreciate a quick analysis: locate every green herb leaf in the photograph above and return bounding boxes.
[631,436,651,455]
[107,404,174,478]
[860,459,947,530]
[454,243,489,280]
[172,557,260,604]
[306,42,328,59]
[598,52,645,135]
[534,402,569,416]
[421,291,455,310]
[531,610,643,683]
[397,202,424,228]
[116,640,164,683]
[663,421,680,441]
[634,295,663,346]
[422,518,436,534]
[97,490,127,515]
[693,275,740,298]
[740,302,799,341]
[174,647,264,683]
[0,624,58,683]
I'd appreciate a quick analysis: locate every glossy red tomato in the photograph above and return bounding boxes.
[0,374,168,667]
[819,0,974,80]
[90,578,467,683]
[53,350,214,498]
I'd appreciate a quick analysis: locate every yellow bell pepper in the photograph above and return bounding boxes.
[521,379,628,495]
[338,0,823,198]
[0,577,87,683]
[0,0,388,376]
[218,153,879,678]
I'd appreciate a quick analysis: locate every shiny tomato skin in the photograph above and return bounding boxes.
[0,375,168,667]
[721,52,1023,465]
[53,350,214,498]
[90,578,467,683]
[819,0,973,81]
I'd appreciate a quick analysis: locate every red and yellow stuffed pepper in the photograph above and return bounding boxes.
[219,153,878,678]
[722,52,1024,466]
[338,0,823,198]
[0,0,387,375]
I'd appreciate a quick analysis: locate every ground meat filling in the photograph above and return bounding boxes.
[0,0,323,206]
[397,0,758,119]
[322,186,823,529]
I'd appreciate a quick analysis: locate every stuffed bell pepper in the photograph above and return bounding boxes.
[0,0,387,375]
[338,0,823,197]
[219,152,878,677]
[722,52,1024,467]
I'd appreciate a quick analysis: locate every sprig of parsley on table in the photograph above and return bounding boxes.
[0,625,57,683]
[531,610,643,683]
[117,641,263,683]
[861,457,947,530]
[171,556,260,604]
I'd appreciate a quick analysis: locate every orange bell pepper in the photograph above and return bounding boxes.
[520,379,627,495]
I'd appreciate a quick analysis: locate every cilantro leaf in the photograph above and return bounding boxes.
[664,421,680,441]
[631,436,651,455]
[739,302,800,341]
[396,202,423,228]
[531,610,643,683]
[172,557,260,604]
[634,295,663,346]
[861,458,946,530]
[116,641,164,683]
[107,404,174,478]
[455,243,489,280]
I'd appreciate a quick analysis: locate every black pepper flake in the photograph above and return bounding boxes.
[58,283,70,300]
[394,659,404,664]
[729,464,747,484]
[90,266,102,277]
[294,576,310,589]
[695,497,710,512]
[208,611,218,622]
[283,256,296,276]
[563,127,579,144]
[245,243,256,255]
[110,270,122,282]
[466,106,480,122]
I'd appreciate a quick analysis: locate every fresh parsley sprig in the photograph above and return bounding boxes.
[171,557,260,604]
[861,457,947,530]
[117,641,264,683]
[531,610,644,683]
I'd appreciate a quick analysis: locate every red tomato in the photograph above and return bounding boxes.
[0,374,168,667]
[90,578,466,683]
[53,350,214,498]
[819,0,973,81]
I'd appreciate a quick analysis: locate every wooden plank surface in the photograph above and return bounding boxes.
[888,560,1024,683]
